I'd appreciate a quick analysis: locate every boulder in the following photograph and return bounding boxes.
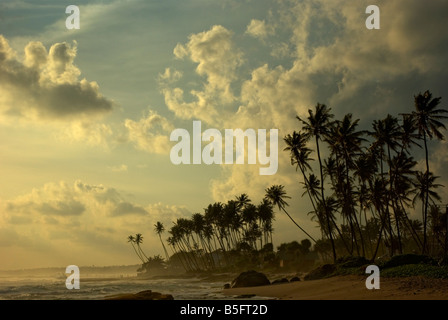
[271,278,289,285]
[231,270,271,288]
[336,256,370,268]
[223,283,231,289]
[304,264,336,281]
[289,276,301,282]
[105,290,174,300]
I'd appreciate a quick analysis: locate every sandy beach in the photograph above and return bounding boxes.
[223,275,448,300]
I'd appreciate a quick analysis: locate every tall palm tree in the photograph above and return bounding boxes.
[154,222,170,263]
[284,131,318,213]
[369,115,402,256]
[127,234,145,263]
[297,103,336,260]
[265,185,316,243]
[411,90,448,253]
[326,114,367,256]
[413,171,444,253]
[134,233,149,261]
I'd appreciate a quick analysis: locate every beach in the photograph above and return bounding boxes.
[223,275,448,300]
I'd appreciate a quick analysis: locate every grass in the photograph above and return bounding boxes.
[304,254,448,280]
[381,264,448,279]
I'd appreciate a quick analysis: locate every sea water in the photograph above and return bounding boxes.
[0,267,257,300]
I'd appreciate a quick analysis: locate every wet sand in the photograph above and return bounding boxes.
[223,275,448,300]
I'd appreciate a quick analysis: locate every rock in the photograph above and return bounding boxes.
[304,264,337,281]
[105,290,174,300]
[289,276,300,282]
[235,294,256,299]
[231,270,271,288]
[336,256,370,268]
[223,283,231,289]
[271,278,289,285]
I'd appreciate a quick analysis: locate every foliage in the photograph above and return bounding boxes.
[381,264,448,279]
[379,254,438,269]
[284,90,448,262]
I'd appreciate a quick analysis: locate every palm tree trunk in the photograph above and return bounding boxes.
[316,136,337,262]
[131,242,145,263]
[423,132,429,255]
[159,234,170,262]
[281,207,316,242]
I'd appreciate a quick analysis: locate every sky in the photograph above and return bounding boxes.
[0,0,448,270]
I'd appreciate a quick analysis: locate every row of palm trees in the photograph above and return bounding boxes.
[129,186,320,271]
[160,194,278,271]
[128,90,447,270]
[284,90,448,262]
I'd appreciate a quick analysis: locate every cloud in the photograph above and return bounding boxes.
[0,35,113,121]
[111,202,147,217]
[158,67,183,85]
[245,19,273,40]
[124,109,174,155]
[59,121,113,147]
[162,0,448,235]
[162,25,243,126]
[0,180,192,266]
[5,181,86,219]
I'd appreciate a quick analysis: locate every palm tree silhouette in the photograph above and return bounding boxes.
[154,222,170,263]
[265,184,316,243]
[127,235,145,263]
[411,90,448,253]
[297,103,336,260]
[413,171,444,253]
[134,233,149,262]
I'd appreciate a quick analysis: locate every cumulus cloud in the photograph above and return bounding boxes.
[3,180,151,220]
[0,35,113,121]
[124,109,174,155]
[162,25,243,126]
[245,19,274,40]
[158,67,183,85]
[161,0,448,217]
[59,121,113,147]
[0,180,191,264]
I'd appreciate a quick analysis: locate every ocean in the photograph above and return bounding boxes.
[0,266,243,300]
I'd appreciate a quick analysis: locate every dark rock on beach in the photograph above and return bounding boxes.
[271,278,289,285]
[231,270,271,288]
[290,276,301,282]
[105,290,174,300]
[304,264,337,281]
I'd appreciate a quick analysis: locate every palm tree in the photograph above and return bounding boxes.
[127,234,145,263]
[411,90,448,253]
[257,198,275,246]
[297,103,336,260]
[265,185,316,243]
[154,222,170,263]
[369,115,402,256]
[326,114,367,256]
[134,233,149,261]
[413,171,444,253]
[284,131,319,213]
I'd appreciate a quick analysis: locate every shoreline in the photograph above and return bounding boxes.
[222,274,448,300]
